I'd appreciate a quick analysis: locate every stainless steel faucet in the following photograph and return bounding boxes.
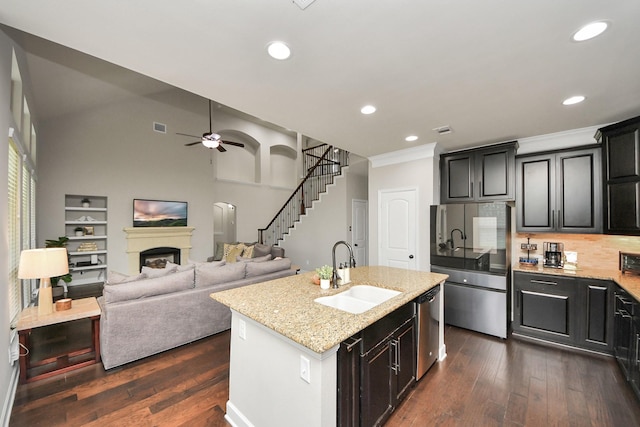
[332,240,356,288]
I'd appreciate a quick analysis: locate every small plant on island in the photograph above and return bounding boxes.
[315,265,333,280]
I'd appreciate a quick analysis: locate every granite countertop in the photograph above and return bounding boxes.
[211,266,448,354]
[513,264,640,302]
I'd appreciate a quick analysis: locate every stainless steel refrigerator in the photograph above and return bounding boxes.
[430,203,511,339]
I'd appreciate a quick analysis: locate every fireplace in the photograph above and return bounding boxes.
[123,226,195,275]
[140,247,181,270]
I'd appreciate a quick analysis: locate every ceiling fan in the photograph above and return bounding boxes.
[177,100,245,152]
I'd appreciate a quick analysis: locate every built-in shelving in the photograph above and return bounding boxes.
[64,195,108,288]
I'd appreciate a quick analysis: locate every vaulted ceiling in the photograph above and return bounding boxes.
[2,1,639,157]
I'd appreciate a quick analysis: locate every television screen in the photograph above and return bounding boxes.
[133,199,188,227]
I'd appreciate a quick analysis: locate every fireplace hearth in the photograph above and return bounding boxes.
[140,247,181,270]
[123,226,195,275]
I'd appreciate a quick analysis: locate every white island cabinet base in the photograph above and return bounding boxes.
[225,310,339,427]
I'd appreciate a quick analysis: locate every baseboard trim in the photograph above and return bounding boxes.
[225,400,255,427]
[1,365,19,427]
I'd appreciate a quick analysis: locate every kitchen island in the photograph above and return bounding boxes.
[211,266,448,427]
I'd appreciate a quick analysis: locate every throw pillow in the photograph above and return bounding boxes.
[223,243,246,263]
[253,243,272,258]
[242,245,255,258]
[141,264,178,278]
[107,271,147,285]
[212,241,226,261]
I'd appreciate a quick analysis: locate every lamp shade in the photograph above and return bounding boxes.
[18,248,69,279]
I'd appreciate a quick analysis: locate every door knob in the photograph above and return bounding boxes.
[354,243,358,246]
[409,255,414,259]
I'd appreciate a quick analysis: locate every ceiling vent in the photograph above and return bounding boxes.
[153,122,167,134]
[433,125,452,135]
[293,0,317,10]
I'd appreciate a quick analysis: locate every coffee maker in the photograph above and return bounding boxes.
[543,242,564,268]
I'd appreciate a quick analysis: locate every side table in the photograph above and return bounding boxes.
[16,297,101,384]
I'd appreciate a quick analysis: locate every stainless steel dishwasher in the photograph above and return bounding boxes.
[415,284,440,380]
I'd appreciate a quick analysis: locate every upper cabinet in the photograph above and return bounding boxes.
[516,146,602,233]
[440,141,517,203]
[597,116,640,235]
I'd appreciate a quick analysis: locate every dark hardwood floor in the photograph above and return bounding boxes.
[10,325,640,426]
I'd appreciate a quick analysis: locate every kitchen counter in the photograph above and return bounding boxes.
[211,265,448,353]
[212,266,448,427]
[513,264,640,301]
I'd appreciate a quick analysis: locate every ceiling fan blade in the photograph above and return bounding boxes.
[184,141,201,146]
[177,132,202,139]
[221,140,245,148]
[217,145,227,152]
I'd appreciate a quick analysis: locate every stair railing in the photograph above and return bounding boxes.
[259,144,349,245]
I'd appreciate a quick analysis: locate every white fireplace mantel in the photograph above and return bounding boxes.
[123,226,195,275]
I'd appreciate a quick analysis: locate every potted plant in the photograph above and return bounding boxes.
[45,236,73,298]
[74,226,84,236]
[81,198,91,208]
[316,265,333,290]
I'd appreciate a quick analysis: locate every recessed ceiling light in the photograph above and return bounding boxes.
[360,105,376,115]
[563,95,586,105]
[405,135,418,142]
[267,41,291,60]
[573,21,608,42]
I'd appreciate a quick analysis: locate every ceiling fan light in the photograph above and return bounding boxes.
[202,139,219,149]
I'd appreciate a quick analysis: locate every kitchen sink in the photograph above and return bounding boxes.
[314,285,401,314]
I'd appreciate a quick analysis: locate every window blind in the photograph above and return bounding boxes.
[8,140,20,323]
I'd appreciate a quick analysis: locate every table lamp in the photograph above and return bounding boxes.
[18,248,69,316]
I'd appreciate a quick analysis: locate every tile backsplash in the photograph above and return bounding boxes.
[514,233,640,271]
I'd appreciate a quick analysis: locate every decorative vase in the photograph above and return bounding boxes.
[320,279,330,290]
[82,202,90,208]
[75,230,83,236]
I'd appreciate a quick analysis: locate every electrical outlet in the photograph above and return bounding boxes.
[238,319,246,340]
[300,356,311,383]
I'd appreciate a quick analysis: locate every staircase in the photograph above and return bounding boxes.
[258,144,349,246]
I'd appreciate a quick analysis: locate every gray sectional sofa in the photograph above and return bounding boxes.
[97,253,294,369]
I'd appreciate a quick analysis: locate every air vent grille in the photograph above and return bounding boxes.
[153,122,167,134]
[433,125,452,135]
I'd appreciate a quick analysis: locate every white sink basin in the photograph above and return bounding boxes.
[314,285,401,314]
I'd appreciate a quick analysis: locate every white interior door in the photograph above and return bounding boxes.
[352,199,368,266]
[379,189,417,270]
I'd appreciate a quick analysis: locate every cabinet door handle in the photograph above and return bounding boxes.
[344,337,362,352]
[470,182,473,198]
[636,334,640,364]
[389,340,398,374]
[558,209,562,228]
[395,339,401,373]
[479,181,483,197]
[531,279,558,286]
[551,210,555,228]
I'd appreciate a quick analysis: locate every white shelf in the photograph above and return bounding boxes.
[65,207,107,212]
[67,235,107,240]
[65,221,107,225]
[71,264,107,272]
[65,194,108,288]
[69,250,107,256]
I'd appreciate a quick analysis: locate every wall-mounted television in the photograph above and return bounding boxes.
[133,199,188,227]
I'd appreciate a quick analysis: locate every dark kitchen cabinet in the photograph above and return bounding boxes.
[337,302,416,427]
[614,286,640,401]
[513,272,614,354]
[597,115,640,234]
[440,141,517,203]
[513,272,580,347]
[516,146,602,233]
